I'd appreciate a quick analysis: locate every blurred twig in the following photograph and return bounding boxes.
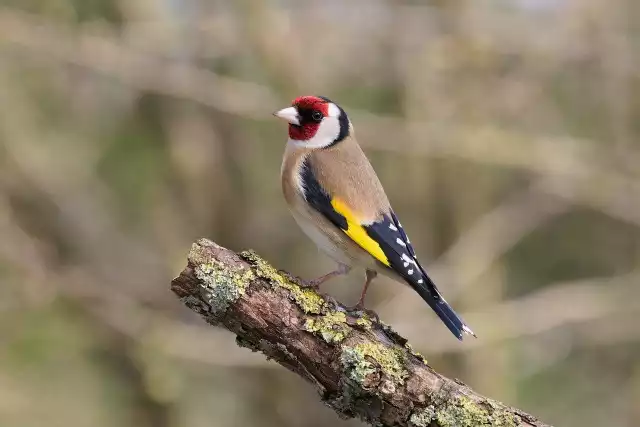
[380,172,640,315]
[378,179,569,317]
[3,6,640,189]
[392,272,640,354]
[2,7,639,255]
[0,7,278,119]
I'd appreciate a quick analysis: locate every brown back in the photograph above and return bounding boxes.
[306,134,391,222]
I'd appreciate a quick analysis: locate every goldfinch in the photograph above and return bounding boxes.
[274,96,475,340]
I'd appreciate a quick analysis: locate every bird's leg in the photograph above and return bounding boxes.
[354,269,377,309]
[300,263,351,289]
[344,270,380,322]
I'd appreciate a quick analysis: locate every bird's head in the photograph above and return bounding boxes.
[273,96,350,149]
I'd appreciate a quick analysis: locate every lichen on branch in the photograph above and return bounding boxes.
[171,238,551,427]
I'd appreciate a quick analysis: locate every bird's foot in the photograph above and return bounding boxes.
[343,303,380,324]
[297,271,342,289]
[299,277,325,289]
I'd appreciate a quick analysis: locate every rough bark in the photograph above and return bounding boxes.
[171,238,551,427]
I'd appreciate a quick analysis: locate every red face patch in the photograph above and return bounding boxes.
[288,96,330,141]
[289,122,320,141]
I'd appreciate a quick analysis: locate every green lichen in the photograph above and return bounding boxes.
[341,347,376,383]
[240,250,325,314]
[340,342,408,386]
[305,311,350,343]
[434,396,521,427]
[409,405,436,426]
[190,242,254,317]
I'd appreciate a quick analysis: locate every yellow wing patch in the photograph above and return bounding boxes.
[330,198,390,267]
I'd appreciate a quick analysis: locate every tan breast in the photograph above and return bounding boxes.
[280,143,355,264]
[280,143,308,208]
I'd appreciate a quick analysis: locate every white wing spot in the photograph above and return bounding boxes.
[403,262,410,267]
[389,223,398,231]
[396,238,406,247]
[402,253,417,266]
[408,269,414,275]
[417,279,424,284]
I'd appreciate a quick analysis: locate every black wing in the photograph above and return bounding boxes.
[363,213,475,340]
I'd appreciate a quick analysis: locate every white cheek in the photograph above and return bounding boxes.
[288,117,340,149]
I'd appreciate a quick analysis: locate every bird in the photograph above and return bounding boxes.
[273,95,475,341]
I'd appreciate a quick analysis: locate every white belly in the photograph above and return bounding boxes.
[289,208,395,278]
[291,210,353,265]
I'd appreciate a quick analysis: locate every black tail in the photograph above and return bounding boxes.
[360,211,475,340]
[411,274,475,341]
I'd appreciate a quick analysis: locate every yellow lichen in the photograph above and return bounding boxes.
[355,315,373,330]
[304,311,350,343]
[405,343,428,365]
[434,396,521,427]
[240,250,325,314]
[341,342,408,386]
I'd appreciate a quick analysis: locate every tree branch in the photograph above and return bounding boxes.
[171,238,551,427]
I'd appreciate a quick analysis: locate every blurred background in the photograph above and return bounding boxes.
[1,1,639,426]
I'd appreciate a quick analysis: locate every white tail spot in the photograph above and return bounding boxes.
[462,325,477,338]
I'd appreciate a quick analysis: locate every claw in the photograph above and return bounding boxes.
[344,304,380,323]
[299,277,322,289]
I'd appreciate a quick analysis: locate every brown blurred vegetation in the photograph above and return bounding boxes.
[1,1,639,426]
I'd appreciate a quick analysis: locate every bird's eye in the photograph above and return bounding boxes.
[311,111,323,122]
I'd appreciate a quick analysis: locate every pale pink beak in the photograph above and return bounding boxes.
[273,107,300,125]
